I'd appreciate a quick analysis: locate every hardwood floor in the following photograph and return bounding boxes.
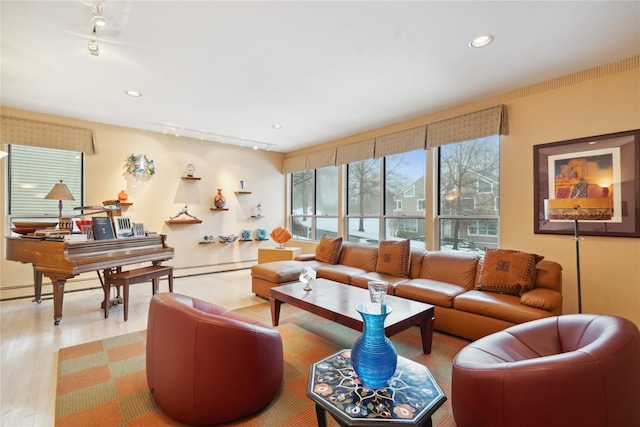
[0,268,264,427]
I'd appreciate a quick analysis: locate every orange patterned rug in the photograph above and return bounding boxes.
[56,302,469,426]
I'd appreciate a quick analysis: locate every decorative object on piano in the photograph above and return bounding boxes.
[132,223,146,237]
[240,229,252,241]
[58,217,74,231]
[219,234,238,243]
[11,221,58,235]
[125,153,155,180]
[45,180,75,223]
[169,204,200,221]
[118,190,128,202]
[81,224,94,239]
[185,163,195,178]
[270,226,292,249]
[213,188,226,209]
[256,228,268,241]
[76,219,92,229]
[92,216,116,240]
[114,216,134,238]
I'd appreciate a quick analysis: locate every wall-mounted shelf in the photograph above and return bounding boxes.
[182,176,201,180]
[210,208,229,211]
[119,202,133,207]
[234,191,252,194]
[166,219,202,224]
[251,215,264,218]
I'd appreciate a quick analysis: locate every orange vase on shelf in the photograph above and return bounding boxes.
[118,190,128,202]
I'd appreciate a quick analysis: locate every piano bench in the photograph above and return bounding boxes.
[104,265,173,321]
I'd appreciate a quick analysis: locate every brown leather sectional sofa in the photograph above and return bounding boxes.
[251,241,562,340]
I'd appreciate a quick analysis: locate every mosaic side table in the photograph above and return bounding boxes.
[307,349,446,426]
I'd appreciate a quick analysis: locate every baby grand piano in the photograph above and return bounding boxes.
[5,234,174,325]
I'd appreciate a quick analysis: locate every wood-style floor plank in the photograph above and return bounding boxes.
[0,268,263,427]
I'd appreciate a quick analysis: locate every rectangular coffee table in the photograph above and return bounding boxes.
[269,278,435,354]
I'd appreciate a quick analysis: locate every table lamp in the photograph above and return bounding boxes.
[545,197,612,313]
[45,180,75,223]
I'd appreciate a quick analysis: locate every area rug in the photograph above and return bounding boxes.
[56,303,469,426]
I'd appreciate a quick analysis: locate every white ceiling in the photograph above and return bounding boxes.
[1,1,639,153]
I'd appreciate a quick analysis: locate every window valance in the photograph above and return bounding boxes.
[374,125,427,158]
[306,148,337,169]
[1,116,96,154]
[426,105,508,148]
[281,154,307,174]
[336,138,375,165]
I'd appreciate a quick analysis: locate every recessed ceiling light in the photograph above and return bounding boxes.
[470,34,494,48]
[272,124,283,129]
[125,90,142,97]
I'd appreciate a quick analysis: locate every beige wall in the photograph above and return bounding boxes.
[1,110,286,298]
[500,69,640,325]
[2,61,639,328]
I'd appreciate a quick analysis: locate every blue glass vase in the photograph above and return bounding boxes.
[351,303,397,389]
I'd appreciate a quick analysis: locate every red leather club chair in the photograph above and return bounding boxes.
[146,293,284,425]
[452,314,640,427]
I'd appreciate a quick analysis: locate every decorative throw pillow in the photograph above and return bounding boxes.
[476,248,544,296]
[315,235,343,264]
[376,239,410,277]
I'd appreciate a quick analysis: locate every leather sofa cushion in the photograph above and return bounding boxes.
[338,243,378,271]
[395,279,468,308]
[454,290,554,324]
[351,272,408,291]
[420,251,479,289]
[317,264,368,285]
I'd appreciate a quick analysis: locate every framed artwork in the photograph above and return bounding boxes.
[534,129,640,237]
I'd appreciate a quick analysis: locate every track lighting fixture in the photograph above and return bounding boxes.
[88,30,99,56]
[157,123,274,152]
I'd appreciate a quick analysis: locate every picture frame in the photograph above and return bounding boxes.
[533,129,640,237]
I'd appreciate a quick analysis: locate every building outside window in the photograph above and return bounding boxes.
[438,135,499,252]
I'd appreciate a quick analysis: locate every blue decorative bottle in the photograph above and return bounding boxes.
[351,303,397,389]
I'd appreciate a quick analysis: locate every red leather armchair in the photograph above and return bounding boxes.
[452,314,640,427]
[146,293,284,425]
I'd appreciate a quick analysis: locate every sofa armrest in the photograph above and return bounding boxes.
[295,253,316,261]
[520,288,562,314]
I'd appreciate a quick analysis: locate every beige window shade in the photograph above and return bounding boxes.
[1,116,96,154]
[305,148,336,169]
[374,125,427,158]
[426,105,508,148]
[281,154,307,174]
[336,138,375,164]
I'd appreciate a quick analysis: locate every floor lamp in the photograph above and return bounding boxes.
[545,197,612,313]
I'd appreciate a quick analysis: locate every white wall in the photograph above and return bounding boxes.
[1,112,286,298]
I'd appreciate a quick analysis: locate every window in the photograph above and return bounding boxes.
[9,145,83,217]
[290,166,338,240]
[438,135,499,252]
[417,199,426,211]
[347,149,426,247]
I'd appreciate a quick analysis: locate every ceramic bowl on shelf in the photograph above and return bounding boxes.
[11,227,37,235]
[218,235,238,243]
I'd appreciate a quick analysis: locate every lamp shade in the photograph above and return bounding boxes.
[545,197,612,221]
[45,181,75,201]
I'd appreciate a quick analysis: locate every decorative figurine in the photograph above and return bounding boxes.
[214,189,226,208]
[254,202,262,217]
[240,229,252,240]
[185,164,195,177]
[169,204,199,220]
[270,226,292,249]
[256,228,268,240]
[299,266,316,291]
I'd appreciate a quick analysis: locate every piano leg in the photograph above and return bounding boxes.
[33,266,43,303]
[48,276,67,325]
